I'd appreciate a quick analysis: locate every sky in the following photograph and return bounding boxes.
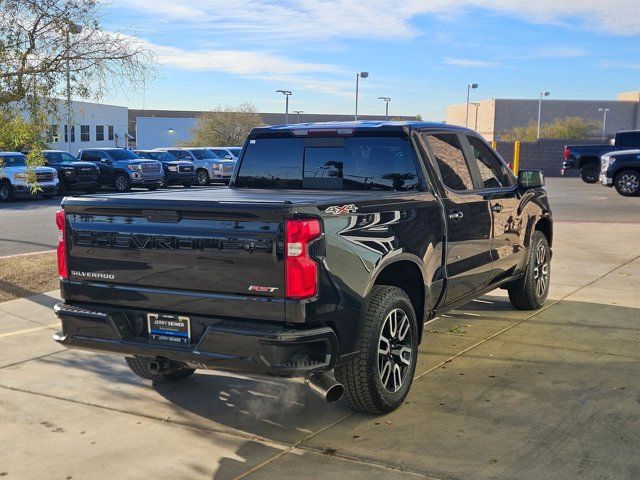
[102,0,640,120]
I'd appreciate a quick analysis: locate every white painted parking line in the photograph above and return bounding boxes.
[0,323,59,339]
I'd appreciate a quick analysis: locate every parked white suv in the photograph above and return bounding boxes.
[0,152,59,202]
[156,147,234,185]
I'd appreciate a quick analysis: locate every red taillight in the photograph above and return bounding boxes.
[564,147,570,159]
[285,219,321,299]
[56,210,68,279]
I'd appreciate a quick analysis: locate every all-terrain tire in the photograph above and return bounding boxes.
[580,164,599,183]
[508,231,550,310]
[335,285,419,414]
[124,356,195,383]
[613,169,640,196]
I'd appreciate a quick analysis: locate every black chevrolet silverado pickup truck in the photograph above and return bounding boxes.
[53,121,553,414]
[563,130,640,183]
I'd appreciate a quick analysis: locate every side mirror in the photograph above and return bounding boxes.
[224,155,233,160]
[101,158,112,165]
[518,169,545,189]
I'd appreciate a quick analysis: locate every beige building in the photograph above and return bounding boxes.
[447,91,640,141]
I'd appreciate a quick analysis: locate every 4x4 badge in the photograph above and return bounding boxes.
[325,204,358,215]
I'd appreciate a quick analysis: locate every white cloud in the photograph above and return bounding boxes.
[445,58,499,68]
[111,0,640,39]
[527,47,589,58]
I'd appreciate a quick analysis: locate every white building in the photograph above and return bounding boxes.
[45,100,129,154]
[135,117,197,149]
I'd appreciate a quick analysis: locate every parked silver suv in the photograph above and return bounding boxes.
[156,147,234,185]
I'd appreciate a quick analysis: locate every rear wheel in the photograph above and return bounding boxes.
[580,164,599,183]
[196,169,210,186]
[114,173,131,192]
[508,231,550,310]
[125,356,195,383]
[335,285,418,414]
[0,182,12,202]
[614,169,640,196]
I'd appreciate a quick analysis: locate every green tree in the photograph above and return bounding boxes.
[500,116,600,141]
[189,103,265,147]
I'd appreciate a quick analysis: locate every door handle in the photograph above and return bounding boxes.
[491,204,503,213]
[449,210,464,220]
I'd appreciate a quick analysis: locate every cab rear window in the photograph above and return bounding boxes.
[235,134,421,191]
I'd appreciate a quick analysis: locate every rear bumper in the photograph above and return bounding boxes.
[53,302,338,376]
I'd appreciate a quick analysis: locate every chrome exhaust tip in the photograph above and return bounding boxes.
[305,372,344,403]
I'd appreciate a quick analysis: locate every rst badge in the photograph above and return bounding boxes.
[325,204,358,215]
[248,285,279,293]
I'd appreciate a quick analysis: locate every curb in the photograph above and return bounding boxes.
[0,249,56,261]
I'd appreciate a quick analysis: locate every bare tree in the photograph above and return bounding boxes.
[189,103,265,147]
[0,0,156,106]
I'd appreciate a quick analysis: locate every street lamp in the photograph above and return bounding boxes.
[276,90,292,123]
[465,83,478,128]
[65,22,82,153]
[536,91,550,140]
[377,97,391,120]
[355,72,369,121]
[293,110,304,123]
[599,107,611,139]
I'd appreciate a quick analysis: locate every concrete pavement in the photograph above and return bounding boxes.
[0,180,639,479]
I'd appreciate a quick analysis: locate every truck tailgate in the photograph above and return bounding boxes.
[62,193,287,321]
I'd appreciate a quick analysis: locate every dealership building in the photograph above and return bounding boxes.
[43,100,130,153]
[447,90,640,141]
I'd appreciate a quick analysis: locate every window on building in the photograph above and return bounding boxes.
[424,133,474,191]
[47,125,59,143]
[65,125,76,143]
[96,125,105,141]
[108,125,114,141]
[80,125,90,142]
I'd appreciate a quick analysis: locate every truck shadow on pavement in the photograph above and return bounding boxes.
[25,296,640,480]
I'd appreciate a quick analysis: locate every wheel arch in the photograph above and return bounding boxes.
[578,155,600,168]
[369,257,426,344]
[534,216,553,248]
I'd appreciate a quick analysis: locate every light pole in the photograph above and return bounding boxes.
[293,110,304,123]
[377,97,391,120]
[276,90,292,123]
[65,22,82,153]
[598,107,610,139]
[536,91,550,140]
[465,83,478,128]
[355,72,369,121]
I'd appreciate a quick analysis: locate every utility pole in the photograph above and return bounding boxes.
[355,72,369,121]
[537,91,550,140]
[465,83,478,127]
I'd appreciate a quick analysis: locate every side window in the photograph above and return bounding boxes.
[465,136,510,189]
[424,134,474,191]
[616,131,640,148]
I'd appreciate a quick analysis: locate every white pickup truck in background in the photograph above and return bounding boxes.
[0,151,59,202]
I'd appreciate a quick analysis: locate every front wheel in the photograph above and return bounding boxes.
[335,285,418,414]
[125,356,195,383]
[114,173,131,192]
[614,169,640,196]
[508,231,550,310]
[0,182,12,202]
[196,169,210,186]
[580,164,599,183]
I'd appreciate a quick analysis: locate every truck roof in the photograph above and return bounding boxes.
[251,120,470,135]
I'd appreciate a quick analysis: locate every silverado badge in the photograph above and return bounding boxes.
[325,204,358,215]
